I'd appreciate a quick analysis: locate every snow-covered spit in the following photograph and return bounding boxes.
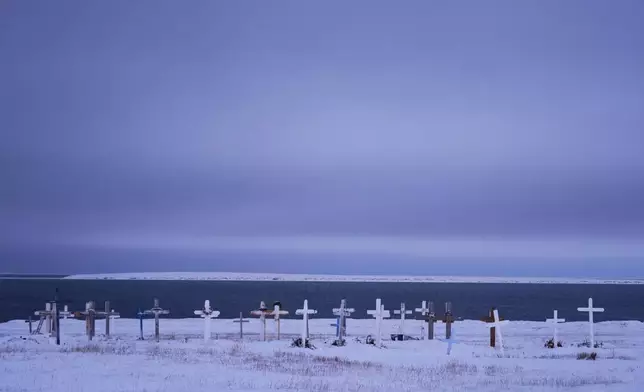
[64,271,644,284]
[2,316,644,391]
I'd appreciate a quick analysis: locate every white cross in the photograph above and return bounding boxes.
[577,297,604,348]
[34,303,54,336]
[545,309,565,347]
[332,299,355,340]
[295,299,317,343]
[250,301,270,341]
[59,305,71,320]
[194,300,220,342]
[366,298,390,347]
[415,300,430,340]
[393,302,412,336]
[486,308,509,355]
[108,309,120,334]
[270,304,289,340]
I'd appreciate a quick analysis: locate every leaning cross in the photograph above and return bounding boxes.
[393,302,412,337]
[366,298,390,347]
[577,297,604,348]
[143,298,170,342]
[486,308,509,355]
[481,307,505,347]
[545,310,565,347]
[270,303,289,340]
[34,302,54,336]
[415,300,436,340]
[250,301,271,341]
[233,312,249,339]
[194,300,220,342]
[332,299,354,341]
[295,299,317,342]
[442,302,455,339]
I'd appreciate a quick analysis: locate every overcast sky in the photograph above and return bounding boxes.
[1,1,643,277]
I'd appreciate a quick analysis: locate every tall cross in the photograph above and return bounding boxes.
[577,297,604,348]
[486,308,509,355]
[545,310,565,347]
[366,298,390,347]
[393,302,412,336]
[194,300,220,342]
[332,299,354,341]
[80,301,97,341]
[295,299,317,342]
[481,307,505,347]
[233,312,249,339]
[442,302,455,339]
[270,303,289,340]
[143,298,170,342]
[102,301,120,338]
[415,300,436,340]
[250,301,271,341]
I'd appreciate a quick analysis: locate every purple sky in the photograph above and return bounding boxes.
[1,1,643,277]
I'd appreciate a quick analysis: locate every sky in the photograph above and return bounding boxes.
[1,1,643,277]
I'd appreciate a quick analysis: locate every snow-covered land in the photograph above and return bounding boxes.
[2,316,643,391]
[64,271,644,284]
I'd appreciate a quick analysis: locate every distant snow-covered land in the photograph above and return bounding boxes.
[64,271,644,284]
[2,317,643,391]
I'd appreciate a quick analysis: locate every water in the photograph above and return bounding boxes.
[1,279,644,323]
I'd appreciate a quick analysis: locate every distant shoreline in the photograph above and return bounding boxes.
[63,272,644,285]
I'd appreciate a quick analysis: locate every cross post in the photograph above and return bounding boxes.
[270,303,289,340]
[194,300,221,342]
[366,298,390,347]
[250,301,271,341]
[481,307,505,347]
[577,297,604,348]
[143,298,170,342]
[486,308,509,355]
[393,302,412,338]
[545,309,565,347]
[79,301,97,341]
[233,312,249,339]
[442,302,455,339]
[295,299,317,342]
[332,299,354,342]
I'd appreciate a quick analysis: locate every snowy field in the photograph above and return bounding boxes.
[1,316,644,391]
[64,271,644,285]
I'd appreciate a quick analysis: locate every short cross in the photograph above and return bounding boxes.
[545,310,565,347]
[194,300,220,342]
[440,327,461,355]
[442,302,455,339]
[481,307,505,348]
[100,301,120,337]
[108,309,120,335]
[486,308,509,355]
[577,297,604,348]
[143,298,170,342]
[59,305,71,320]
[393,302,412,336]
[250,301,271,341]
[233,312,249,339]
[366,298,390,347]
[295,299,317,342]
[270,303,289,340]
[415,300,436,340]
[136,308,146,340]
[332,299,354,340]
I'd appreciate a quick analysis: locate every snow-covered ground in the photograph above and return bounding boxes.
[1,316,643,391]
[64,271,644,284]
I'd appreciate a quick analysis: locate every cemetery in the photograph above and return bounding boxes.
[2,296,644,391]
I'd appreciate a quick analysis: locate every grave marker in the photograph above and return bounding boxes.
[143,298,170,342]
[270,303,289,340]
[367,298,390,347]
[481,307,505,347]
[415,300,436,340]
[80,301,97,341]
[393,302,412,337]
[194,300,220,342]
[250,301,271,341]
[486,308,509,355]
[332,299,354,342]
[442,302,455,339]
[34,303,54,336]
[233,312,249,339]
[137,308,146,340]
[102,301,120,338]
[577,297,604,348]
[546,310,565,347]
[295,299,317,342]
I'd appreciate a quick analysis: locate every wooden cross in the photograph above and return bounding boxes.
[545,310,565,347]
[295,299,317,341]
[486,308,509,354]
[442,302,455,339]
[101,301,120,338]
[250,301,271,341]
[80,301,97,341]
[233,312,249,339]
[269,303,289,340]
[393,302,412,337]
[366,298,390,347]
[577,297,604,348]
[481,307,505,347]
[332,299,354,341]
[143,298,170,342]
[415,300,436,340]
[194,300,220,342]
[34,302,54,336]
[136,308,146,340]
